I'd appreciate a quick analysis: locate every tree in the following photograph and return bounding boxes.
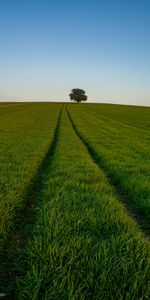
[69,88,87,103]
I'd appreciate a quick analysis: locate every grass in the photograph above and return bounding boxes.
[68,103,150,233]
[0,102,62,241]
[0,103,150,299]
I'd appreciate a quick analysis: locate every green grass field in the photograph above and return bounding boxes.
[0,102,150,299]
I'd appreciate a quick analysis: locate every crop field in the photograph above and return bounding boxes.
[0,102,150,299]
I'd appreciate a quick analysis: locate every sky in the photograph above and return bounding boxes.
[0,0,150,105]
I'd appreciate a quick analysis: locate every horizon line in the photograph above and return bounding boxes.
[0,100,150,108]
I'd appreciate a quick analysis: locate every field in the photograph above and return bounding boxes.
[0,102,150,299]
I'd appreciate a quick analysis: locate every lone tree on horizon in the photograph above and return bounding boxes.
[69,88,87,103]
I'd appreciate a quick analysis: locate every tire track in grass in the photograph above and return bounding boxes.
[16,107,150,300]
[0,105,64,298]
[66,106,150,238]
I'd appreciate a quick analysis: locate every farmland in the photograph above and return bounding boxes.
[0,102,150,299]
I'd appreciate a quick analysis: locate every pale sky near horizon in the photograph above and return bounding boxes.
[0,0,150,106]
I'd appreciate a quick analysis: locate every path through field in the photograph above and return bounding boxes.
[0,103,150,299]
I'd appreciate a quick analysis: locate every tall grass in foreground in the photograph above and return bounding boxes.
[16,109,150,299]
[68,103,150,232]
[0,103,61,241]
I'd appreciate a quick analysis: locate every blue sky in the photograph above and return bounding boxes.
[0,0,150,105]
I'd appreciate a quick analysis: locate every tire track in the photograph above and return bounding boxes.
[0,104,64,297]
[66,105,150,238]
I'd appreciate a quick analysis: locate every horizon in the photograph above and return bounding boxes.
[0,100,150,108]
[0,0,150,106]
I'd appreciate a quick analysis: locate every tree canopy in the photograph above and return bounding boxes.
[69,88,87,103]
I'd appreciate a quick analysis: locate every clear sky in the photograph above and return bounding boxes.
[0,0,150,105]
